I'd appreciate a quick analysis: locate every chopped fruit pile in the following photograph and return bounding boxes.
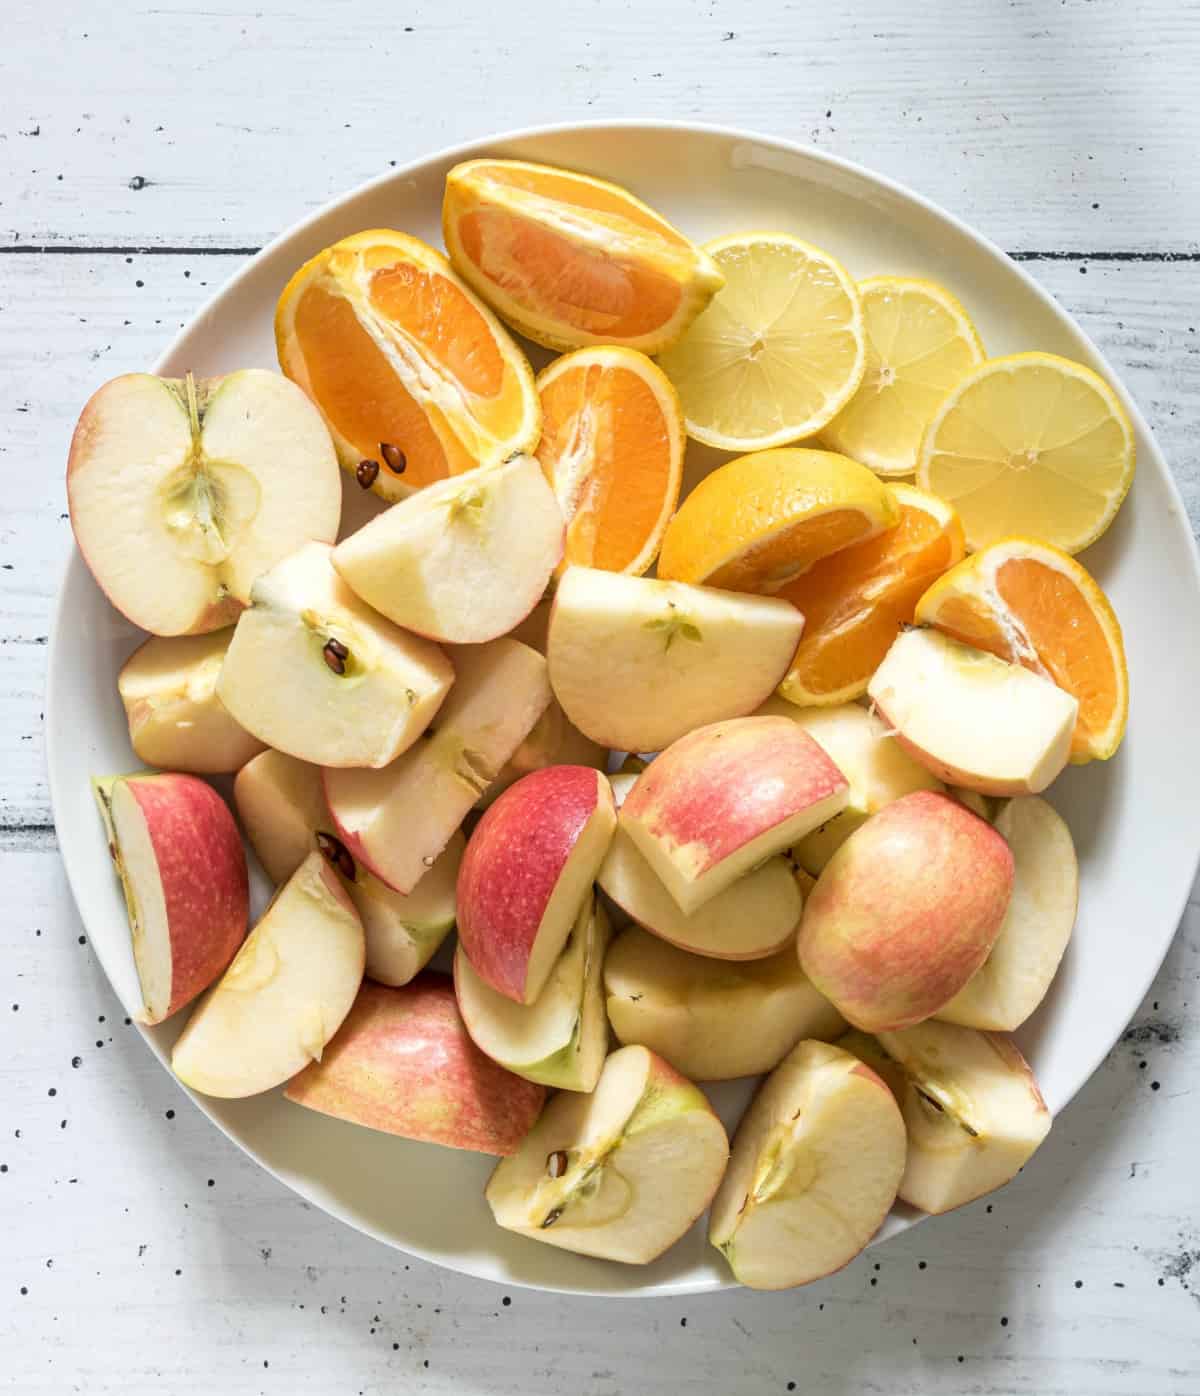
[71,154,1135,1288]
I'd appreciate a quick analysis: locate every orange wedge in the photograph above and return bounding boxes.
[442,159,724,354]
[778,484,966,706]
[656,448,899,593]
[275,229,540,501]
[535,346,683,575]
[915,538,1128,761]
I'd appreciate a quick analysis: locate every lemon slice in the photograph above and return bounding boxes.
[822,276,984,476]
[916,352,1135,554]
[656,233,865,451]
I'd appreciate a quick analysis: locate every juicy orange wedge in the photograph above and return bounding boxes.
[536,346,683,575]
[915,538,1128,761]
[778,484,966,706]
[275,229,540,500]
[442,159,723,354]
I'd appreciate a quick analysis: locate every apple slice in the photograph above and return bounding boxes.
[798,791,1013,1033]
[324,637,551,892]
[455,897,610,1091]
[216,540,454,769]
[867,628,1078,796]
[620,717,848,914]
[477,699,607,809]
[117,630,267,774]
[457,766,617,1004]
[937,797,1078,1030]
[68,370,341,636]
[234,749,461,986]
[172,851,364,1098]
[604,927,844,1080]
[709,1040,906,1289]
[547,566,805,751]
[486,1044,729,1264]
[285,974,545,1154]
[94,773,248,1024]
[332,454,564,644]
[757,698,944,874]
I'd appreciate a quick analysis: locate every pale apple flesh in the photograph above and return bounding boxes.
[709,1040,907,1290]
[455,897,610,1091]
[547,566,805,752]
[285,974,546,1155]
[620,717,849,915]
[171,851,365,1098]
[868,628,1078,796]
[486,1044,729,1264]
[604,926,844,1080]
[477,699,607,809]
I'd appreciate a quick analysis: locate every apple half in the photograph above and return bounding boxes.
[486,1044,729,1264]
[709,1040,906,1289]
[285,974,546,1155]
[455,896,610,1091]
[94,772,248,1024]
[172,850,365,1098]
[68,370,341,636]
[547,566,805,752]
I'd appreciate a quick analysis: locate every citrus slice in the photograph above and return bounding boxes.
[442,159,724,354]
[777,483,965,706]
[916,351,1135,553]
[275,229,540,501]
[655,232,865,451]
[822,276,984,476]
[535,346,683,575]
[656,447,898,593]
[915,537,1128,760]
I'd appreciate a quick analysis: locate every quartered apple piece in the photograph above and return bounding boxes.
[68,371,341,636]
[324,636,551,893]
[216,540,454,769]
[171,851,364,1098]
[486,1044,729,1264]
[709,1040,906,1289]
[455,897,610,1091]
[547,566,805,752]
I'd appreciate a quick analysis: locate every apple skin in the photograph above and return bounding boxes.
[284,975,546,1155]
[797,791,1013,1033]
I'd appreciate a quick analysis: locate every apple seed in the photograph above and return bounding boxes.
[540,1205,565,1229]
[547,1150,569,1179]
[322,638,350,675]
[315,831,356,881]
[355,459,381,489]
[380,442,407,474]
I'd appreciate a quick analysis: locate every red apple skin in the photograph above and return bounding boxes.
[456,766,613,1003]
[622,717,848,878]
[284,975,545,1154]
[797,791,1014,1033]
[124,773,249,1021]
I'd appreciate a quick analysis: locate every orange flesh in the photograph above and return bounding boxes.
[707,509,871,592]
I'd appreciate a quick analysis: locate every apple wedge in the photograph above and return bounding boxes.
[68,370,341,636]
[285,975,545,1154]
[457,766,617,1004]
[332,454,564,644]
[234,749,461,986]
[486,1044,728,1263]
[798,791,1013,1033]
[94,773,248,1024]
[604,927,844,1080]
[455,897,610,1091]
[477,699,607,809]
[117,630,266,774]
[325,637,551,892]
[216,540,454,769]
[868,628,1078,796]
[620,717,848,914]
[172,850,365,1098]
[709,1040,906,1289]
[937,797,1078,1030]
[547,566,805,751]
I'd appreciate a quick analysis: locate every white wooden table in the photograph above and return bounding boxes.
[3,2,1199,1391]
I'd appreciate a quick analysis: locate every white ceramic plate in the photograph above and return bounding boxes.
[48,122,1200,1297]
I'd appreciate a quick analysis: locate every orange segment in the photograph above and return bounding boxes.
[778,484,966,706]
[276,229,540,501]
[915,539,1128,761]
